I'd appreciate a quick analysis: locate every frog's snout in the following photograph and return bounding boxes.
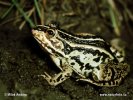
[32,29,36,35]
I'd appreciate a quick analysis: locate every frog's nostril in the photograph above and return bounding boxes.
[32,30,36,35]
[32,29,34,33]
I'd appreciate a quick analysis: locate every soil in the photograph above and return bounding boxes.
[0,1,133,100]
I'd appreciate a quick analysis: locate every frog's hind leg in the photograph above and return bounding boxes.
[39,67,73,86]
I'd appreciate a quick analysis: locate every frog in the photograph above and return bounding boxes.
[32,23,130,86]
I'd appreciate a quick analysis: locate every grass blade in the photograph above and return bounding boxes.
[1,4,14,19]
[108,0,121,36]
[12,0,35,28]
[34,0,41,20]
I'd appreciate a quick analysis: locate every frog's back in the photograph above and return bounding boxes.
[58,30,109,49]
[58,30,124,63]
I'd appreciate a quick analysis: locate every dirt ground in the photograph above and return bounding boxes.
[0,1,133,100]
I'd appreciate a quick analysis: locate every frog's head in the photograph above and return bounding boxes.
[32,23,66,56]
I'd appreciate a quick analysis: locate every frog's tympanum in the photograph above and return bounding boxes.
[32,23,130,86]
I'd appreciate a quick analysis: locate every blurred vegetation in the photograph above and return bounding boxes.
[0,0,133,36]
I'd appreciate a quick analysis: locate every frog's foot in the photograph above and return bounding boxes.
[39,67,73,86]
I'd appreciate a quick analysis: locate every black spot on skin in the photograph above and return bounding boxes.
[71,62,75,65]
[112,80,115,85]
[64,75,69,77]
[110,68,115,81]
[60,60,62,67]
[61,40,72,54]
[93,57,101,62]
[117,55,123,58]
[84,71,89,77]
[71,56,84,70]
[61,78,64,80]
[113,50,117,55]
[50,79,52,82]
[102,82,106,85]
[85,73,92,79]
[115,81,118,85]
[108,81,112,85]
[80,65,85,71]
[84,63,92,70]
[57,75,62,82]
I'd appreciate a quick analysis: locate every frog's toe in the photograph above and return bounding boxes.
[38,72,51,79]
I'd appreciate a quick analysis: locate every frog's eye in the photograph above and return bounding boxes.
[47,30,54,36]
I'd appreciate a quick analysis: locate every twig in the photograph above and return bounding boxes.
[0,1,11,6]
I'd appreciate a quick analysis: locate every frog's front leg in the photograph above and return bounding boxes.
[39,67,73,86]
